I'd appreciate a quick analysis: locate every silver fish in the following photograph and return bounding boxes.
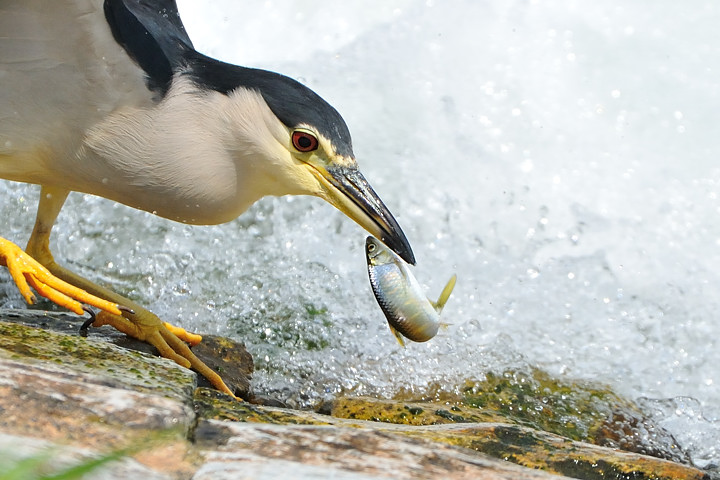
[365,236,456,346]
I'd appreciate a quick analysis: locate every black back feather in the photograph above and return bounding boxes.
[104,0,193,95]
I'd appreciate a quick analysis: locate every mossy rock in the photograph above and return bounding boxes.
[194,388,333,425]
[331,395,507,426]
[332,367,689,465]
[460,368,689,463]
[0,318,195,401]
[400,423,709,480]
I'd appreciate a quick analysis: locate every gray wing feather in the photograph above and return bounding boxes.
[0,0,150,159]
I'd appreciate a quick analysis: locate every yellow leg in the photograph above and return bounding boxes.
[3,186,237,399]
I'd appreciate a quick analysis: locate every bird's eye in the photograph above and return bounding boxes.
[292,131,319,152]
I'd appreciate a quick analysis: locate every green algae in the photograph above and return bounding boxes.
[456,367,689,464]
[384,366,686,463]
[0,320,195,401]
[331,366,691,470]
[400,424,708,480]
[193,388,332,425]
[460,368,630,442]
[331,396,507,426]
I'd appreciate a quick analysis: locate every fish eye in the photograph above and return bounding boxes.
[367,243,376,253]
[292,130,319,152]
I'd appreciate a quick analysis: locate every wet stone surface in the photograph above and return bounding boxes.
[0,309,714,480]
[190,334,254,400]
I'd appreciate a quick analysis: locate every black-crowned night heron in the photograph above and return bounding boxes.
[0,0,414,397]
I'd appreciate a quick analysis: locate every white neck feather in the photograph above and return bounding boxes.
[76,79,293,225]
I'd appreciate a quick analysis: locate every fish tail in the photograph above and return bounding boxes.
[433,274,457,313]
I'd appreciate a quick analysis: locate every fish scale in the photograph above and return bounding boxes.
[369,262,431,339]
[365,236,456,346]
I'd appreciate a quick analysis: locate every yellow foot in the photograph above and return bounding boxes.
[92,310,238,399]
[0,237,123,316]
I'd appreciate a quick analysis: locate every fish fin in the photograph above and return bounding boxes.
[439,322,453,330]
[397,263,413,284]
[389,325,406,348]
[431,274,457,313]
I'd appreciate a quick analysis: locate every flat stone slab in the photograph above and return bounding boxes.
[0,355,192,443]
[193,420,570,480]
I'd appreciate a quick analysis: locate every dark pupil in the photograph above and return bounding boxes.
[297,135,312,149]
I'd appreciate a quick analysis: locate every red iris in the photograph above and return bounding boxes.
[292,131,319,152]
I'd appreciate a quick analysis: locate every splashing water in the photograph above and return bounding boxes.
[2,0,719,467]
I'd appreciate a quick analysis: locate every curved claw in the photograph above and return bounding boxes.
[79,306,97,336]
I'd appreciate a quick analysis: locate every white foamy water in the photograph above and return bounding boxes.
[1,0,719,466]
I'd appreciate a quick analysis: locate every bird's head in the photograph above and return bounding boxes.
[191,58,416,265]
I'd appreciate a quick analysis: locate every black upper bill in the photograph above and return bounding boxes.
[329,166,416,265]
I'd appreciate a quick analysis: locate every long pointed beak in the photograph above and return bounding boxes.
[314,165,415,265]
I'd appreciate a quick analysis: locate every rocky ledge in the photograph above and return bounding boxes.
[0,309,714,480]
